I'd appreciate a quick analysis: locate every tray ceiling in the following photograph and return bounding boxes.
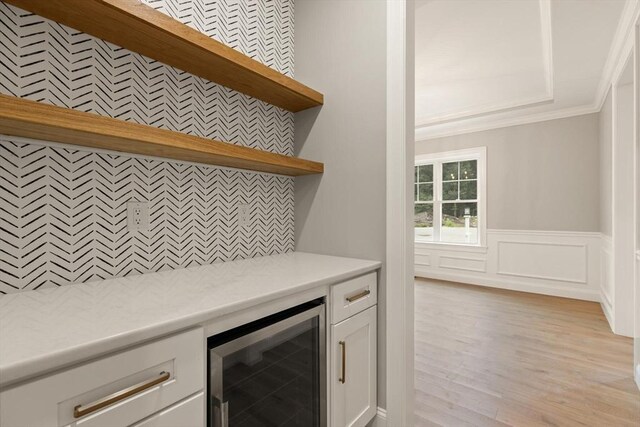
[416,0,628,139]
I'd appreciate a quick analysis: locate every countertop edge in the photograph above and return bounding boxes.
[0,260,381,389]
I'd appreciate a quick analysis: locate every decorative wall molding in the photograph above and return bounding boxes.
[414,252,431,267]
[415,229,601,302]
[438,255,486,273]
[601,293,615,333]
[595,0,640,111]
[487,229,601,238]
[415,268,601,302]
[539,0,553,97]
[415,241,488,254]
[496,240,587,284]
[415,0,640,142]
[415,103,598,141]
[415,0,554,128]
[416,94,554,128]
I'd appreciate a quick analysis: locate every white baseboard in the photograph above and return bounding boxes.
[416,268,600,301]
[635,363,640,391]
[600,237,615,332]
[600,298,614,331]
[369,407,386,427]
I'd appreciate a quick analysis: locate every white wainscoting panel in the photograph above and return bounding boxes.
[415,229,601,302]
[496,241,587,283]
[438,255,486,273]
[414,248,432,267]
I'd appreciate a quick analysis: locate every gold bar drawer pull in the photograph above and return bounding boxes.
[73,371,171,418]
[346,289,370,303]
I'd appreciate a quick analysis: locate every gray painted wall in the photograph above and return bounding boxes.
[294,0,388,409]
[416,114,601,232]
[600,89,613,238]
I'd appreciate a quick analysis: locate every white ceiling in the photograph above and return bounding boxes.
[415,0,629,140]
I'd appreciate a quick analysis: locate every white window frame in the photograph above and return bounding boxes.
[415,147,487,248]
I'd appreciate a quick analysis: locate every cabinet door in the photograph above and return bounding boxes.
[331,306,377,427]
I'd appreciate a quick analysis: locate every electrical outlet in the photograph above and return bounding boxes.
[127,201,149,231]
[238,204,250,228]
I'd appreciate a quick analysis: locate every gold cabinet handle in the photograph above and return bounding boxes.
[346,289,370,303]
[74,371,170,418]
[339,340,346,384]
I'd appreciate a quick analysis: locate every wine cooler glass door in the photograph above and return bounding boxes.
[209,301,325,427]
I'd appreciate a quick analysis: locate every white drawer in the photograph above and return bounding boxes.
[331,272,377,324]
[130,392,204,427]
[0,328,204,427]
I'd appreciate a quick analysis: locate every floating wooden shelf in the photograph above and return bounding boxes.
[0,95,324,176]
[6,0,324,112]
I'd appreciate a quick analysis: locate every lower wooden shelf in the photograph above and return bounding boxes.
[0,95,323,176]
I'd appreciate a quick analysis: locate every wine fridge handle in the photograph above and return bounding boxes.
[211,397,228,427]
[221,401,229,427]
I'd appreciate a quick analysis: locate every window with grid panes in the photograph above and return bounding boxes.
[414,164,434,241]
[415,148,484,245]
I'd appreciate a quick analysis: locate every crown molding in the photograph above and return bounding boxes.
[415,0,638,141]
[415,103,598,141]
[416,94,553,127]
[594,0,640,111]
[415,0,554,127]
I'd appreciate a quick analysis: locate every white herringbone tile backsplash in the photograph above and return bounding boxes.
[0,0,296,294]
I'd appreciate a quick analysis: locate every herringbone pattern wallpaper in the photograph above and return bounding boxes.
[144,0,294,77]
[0,0,296,294]
[0,0,294,155]
[0,137,295,294]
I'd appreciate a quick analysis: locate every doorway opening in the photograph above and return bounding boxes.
[411,0,640,424]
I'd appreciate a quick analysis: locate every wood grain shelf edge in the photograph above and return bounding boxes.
[5,0,324,112]
[0,95,324,176]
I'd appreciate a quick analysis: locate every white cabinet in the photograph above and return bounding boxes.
[330,301,377,427]
[331,272,377,324]
[0,328,204,427]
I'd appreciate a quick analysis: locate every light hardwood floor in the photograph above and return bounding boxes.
[414,278,640,427]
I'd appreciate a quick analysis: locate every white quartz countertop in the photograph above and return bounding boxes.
[0,252,380,388]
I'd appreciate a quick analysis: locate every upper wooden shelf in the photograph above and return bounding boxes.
[6,0,324,112]
[0,95,324,176]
